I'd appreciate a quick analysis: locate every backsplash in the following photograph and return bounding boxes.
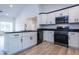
[40,24,79,29]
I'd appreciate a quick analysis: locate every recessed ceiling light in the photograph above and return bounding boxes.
[9,5,13,8]
[6,13,8,16]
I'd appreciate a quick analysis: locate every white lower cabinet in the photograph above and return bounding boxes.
[69,32,79,48]
[29,32,37,46]
[43,31,54,43]
[5,33,23,54]
[22,32,30,50]
[8,36,22,54]
[22,32,37,50]
[4,32,37,55]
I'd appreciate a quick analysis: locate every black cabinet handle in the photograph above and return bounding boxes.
[30,36,32,40]
[21,38,23,42]
[14,34,19,37]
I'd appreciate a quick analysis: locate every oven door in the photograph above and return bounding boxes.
[54,31,68,45]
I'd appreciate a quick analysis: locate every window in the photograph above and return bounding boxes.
[0,22,13,32]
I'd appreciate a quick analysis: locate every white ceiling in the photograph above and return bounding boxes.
[39,4,74,12]
[0,4,75,20]
[0,4,25,19]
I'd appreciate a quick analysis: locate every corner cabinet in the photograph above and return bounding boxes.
[69,32,79,48]
[69,6,79,23]
[43,31,54,43]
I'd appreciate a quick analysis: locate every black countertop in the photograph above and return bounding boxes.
[38,28,79,32]
[5,28,79,34]
[5,30,37,34]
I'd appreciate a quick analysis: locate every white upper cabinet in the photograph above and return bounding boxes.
[39,14,48,24]
[55,9,69,17]
[47,13,55,24]
[69,6,79,23]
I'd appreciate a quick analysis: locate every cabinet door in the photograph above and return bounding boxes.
[69,6,79,23]
[30,32,37,45]
[40,14,47,24]
[43,31,54,43]
[22,32,37,50]
[69,32,79,48]
[8,33,22,54]
[4,34,10,54]
[22,32,30,49]
[38,15,42,25]
[47,13,55,24]
[55,9,69,17]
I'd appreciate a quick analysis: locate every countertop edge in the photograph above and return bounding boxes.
[5,30,37,34]
[37,29,79,32]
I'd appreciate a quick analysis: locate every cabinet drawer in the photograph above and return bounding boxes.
[22,32,29,37]
[6,33,22,38]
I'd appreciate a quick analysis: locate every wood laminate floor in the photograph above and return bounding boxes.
[17,42,79,55]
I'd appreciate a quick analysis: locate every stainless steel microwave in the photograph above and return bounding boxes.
[55,16,69,24]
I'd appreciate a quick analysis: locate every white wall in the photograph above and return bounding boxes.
[40,4,74,13]
[15,4,39,31]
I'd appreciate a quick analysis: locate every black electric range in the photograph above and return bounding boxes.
[54,26,69,47]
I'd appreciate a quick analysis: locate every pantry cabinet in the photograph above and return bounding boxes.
[69,6,79,23]
[43,31,54,43]
[69,32,79,48]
